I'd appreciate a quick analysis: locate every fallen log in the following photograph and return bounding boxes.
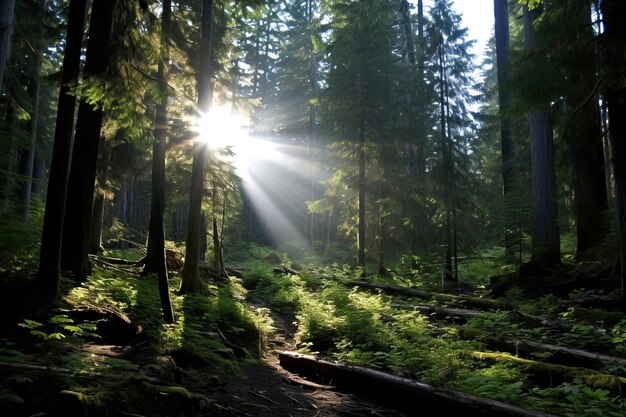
[349,280,508,310]
[484,334,626,370]
[279,351,557,417]
[393,302,484,321]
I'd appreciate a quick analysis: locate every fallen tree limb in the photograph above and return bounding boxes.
[0,361,159,384]
[349,280,508,310]
[279,351,557,417]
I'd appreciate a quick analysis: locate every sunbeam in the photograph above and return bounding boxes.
[196,104,314,250]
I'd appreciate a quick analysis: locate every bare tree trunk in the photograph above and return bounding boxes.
[563,0,608,259]
[600,0,626,303]
[38,0,88,300]
[0,0,15,88]
[438,44,453,282]
[180,0,213,294]
[19,37,42,224]
[523,5,561,266]
[357,110,366,272]
[88,140,111,255]
[61,0,116,281]
[493,0,516,261]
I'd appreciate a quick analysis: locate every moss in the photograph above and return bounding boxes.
[473,351,626,394]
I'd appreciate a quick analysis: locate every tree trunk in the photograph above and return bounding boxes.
[19,37,42,224]
[600,0,626,303]
[180,0,213,294]
[439,44,453,282]
[306,0,318,246]
[563,0,608,258]
[145,0,171,274]
[493,0,516,261]
[357,110,366,272]
[88,140,111,255]
[89,192,105,254]
[2,92,16,212]
[212,217,226,276]
[32,152,44,197]
[61,0,116,281]
[523,6,561,266]
[38,0,88,300]
[0,0,15,88]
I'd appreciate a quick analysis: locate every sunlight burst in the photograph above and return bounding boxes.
[195,104,313,250]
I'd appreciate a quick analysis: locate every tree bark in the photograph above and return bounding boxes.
[600,0,626,304]
[180,0,213,294]
[562,0,608,258]
[61,0,116,281]
[19,33,42,224]
[143,0,175,322]
[439,44,453,282]
[493,0,516,261]
[523,6,561,266]
[0,0,15,88]
[357,110,366,272]
[88,140,111,255]
[38,0,88,300]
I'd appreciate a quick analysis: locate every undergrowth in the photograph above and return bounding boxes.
[240,250,625,417]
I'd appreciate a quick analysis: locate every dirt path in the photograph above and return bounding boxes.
[217,296,406,417]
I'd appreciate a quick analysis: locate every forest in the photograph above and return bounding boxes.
[0,0,625,415]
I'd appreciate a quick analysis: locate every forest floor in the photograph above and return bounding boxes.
[0,274,408,417]
[216,295,407,417]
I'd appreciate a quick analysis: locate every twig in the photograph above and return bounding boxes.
[283,393,305,407]
[248,389,282,406]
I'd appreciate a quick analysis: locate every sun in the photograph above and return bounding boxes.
[194,104,278,177]
[195,104,248,149]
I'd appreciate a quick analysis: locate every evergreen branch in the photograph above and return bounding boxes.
[129,64,196,106]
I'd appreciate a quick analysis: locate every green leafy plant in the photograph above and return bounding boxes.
[18,315,99,344]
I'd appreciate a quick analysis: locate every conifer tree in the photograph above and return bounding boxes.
[144,0,175,322]
[493,0,517,260]
[428,0,478,280]
[180,0,214,294]
[599,0,626,298]
[39,0,88,300]
[323,0,395,272]
[523,4,560,266]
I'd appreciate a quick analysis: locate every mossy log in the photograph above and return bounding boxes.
[472,351,626,394]
[349,280,509,310]
[279,351,557,417]
[457,328,626,371]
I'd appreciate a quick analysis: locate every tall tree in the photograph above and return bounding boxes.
[559,0,608,258]
[38,0,88,300]
[144,0,175,322]
[523,4,560,265]
[60,0,117,281]
[324,0,394,272]
[179,0,214,294]
[600,0,626,298]
[493,0,516,260]
[428,0,478,280]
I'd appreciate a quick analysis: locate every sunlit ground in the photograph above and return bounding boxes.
[196,104,315,249]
